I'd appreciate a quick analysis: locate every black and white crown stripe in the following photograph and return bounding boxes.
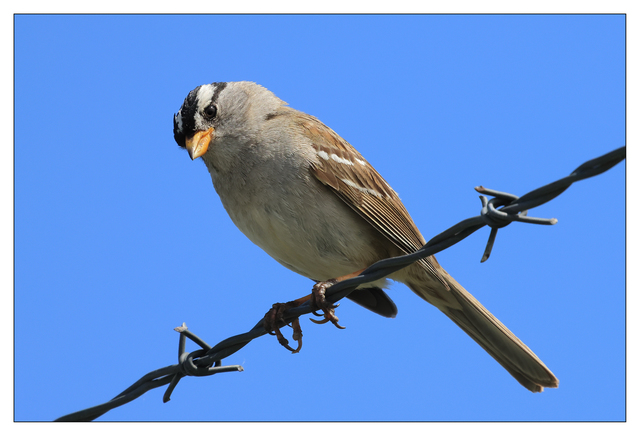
[173,82,227,147]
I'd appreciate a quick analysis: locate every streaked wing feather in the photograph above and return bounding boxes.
[297,113,447,287]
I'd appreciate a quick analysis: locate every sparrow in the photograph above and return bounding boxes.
[172,81,559,392]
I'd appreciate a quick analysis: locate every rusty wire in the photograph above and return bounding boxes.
[55,146,625,422]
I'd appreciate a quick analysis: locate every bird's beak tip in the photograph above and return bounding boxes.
[185,128,214,160]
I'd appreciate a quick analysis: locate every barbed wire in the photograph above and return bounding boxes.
[55,146,625,421]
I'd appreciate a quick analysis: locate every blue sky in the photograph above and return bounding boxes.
[14,14,625,422]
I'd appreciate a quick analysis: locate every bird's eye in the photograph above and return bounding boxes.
[203,104,217,119]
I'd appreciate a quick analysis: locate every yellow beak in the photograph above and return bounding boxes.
[185,127,214,160]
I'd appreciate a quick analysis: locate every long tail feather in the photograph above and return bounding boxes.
[408,271,558,392]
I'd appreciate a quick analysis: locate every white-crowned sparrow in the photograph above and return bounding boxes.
[173,81,559,392]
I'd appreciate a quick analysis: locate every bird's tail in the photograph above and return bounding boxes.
[406,268,558,392]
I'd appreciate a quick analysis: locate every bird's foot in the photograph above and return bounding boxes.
[310,279,346,329]
[264,272,357,352]
[263,301,304,353]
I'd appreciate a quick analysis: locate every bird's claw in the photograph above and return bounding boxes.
[263,302,303,353]
[310,280,346,329]
[264,277,347,353]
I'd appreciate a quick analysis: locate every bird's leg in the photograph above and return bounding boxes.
[263,268,365,352]
[263,295,309,353]
[309,268,366,329]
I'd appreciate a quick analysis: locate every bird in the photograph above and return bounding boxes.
[172,81,559,392]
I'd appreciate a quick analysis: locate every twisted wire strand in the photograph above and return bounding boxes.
[55,146,625,422]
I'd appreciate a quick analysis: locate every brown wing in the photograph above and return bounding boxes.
[295,113,448,288]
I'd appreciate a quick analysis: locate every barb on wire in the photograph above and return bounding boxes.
[55,323,243,422]
[55,146,625,421]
